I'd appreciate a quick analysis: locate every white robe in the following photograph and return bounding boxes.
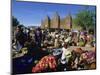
[61,47,72,64]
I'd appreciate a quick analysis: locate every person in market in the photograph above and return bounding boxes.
[60,41,72,71]
[15,25,27,51]
[34,27,42,48]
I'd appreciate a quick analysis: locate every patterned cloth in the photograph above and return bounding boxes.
[81,51,96,64]
[32,55,57,73]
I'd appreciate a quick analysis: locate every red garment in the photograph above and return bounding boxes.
[32,55,57,73]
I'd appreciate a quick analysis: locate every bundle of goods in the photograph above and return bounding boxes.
[32,55,57,73]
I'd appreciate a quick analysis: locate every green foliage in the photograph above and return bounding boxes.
[72,18,82,30]
[74,9,96,30]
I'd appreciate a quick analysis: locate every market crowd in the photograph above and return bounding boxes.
[12,25,96,74]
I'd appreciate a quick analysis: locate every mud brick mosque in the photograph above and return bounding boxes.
[41,12,72,30]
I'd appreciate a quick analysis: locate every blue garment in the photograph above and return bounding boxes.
[16,41,22,51]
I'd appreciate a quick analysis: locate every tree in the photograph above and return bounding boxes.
[74,9,96,31]
[12,16,19,27]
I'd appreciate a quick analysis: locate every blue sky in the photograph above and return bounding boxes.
[12,0,96,27]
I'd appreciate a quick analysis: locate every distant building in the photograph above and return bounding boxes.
[41,12,72,30]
